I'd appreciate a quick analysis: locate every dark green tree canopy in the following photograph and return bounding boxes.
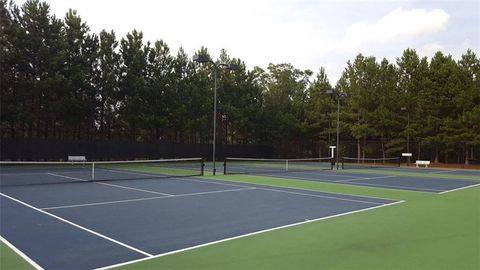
[1,0,478,164]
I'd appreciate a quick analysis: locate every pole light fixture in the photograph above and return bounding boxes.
[193,54,240,175]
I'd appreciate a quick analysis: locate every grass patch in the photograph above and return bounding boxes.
[0,241,35,270]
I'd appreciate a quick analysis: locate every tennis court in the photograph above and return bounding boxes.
[0,160,399,269]
[223,158,480,193]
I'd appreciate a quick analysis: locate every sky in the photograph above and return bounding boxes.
[13,0,480,84]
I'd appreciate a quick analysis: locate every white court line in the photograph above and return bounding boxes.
[47,173,89,182]
[438,183,480,194]
[41,196,171,210]
[97,200,405,270]
[178,176,254,188]
[49,170,390,204]
[334,175,398,183]
[48,173,172,196]
[0,192,153,257]
[169,177,398,206]
[1,172,51,176]
[41,187,256,210]
[249,172,341,183]
[340,181,442,192]
[427,169,458,174]
[227,166,395,182]
[227,166,338,177]
[95,181,172,196]
[255,187,385,205]
[235,172,441,193]
[188,172,385,204]
[98,167,199,179]
[214,174,401,202]
[100,168,168,177]
[0,235,44,270]
[292,171,360,178]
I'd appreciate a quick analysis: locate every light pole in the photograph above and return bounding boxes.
[401,107,410,165]
[193,54,239,175]
[326,89,342,169]
[320,113,331,158]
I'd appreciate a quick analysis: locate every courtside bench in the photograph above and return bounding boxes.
[68,155,87,162]
[415,160,430,168]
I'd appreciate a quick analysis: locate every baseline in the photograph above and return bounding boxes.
[98,200,405,270]
[438,183,480,194]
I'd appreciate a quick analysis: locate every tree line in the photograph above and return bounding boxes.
[1,0,479,163]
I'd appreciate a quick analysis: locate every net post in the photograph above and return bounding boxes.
[91,162,95,180]
[341,158,344,169]
[201,158,205,176]
[223,159,227,175]
[286,160,289,172]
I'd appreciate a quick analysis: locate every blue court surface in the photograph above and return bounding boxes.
[1,173,399,269]
[220,163,480,193]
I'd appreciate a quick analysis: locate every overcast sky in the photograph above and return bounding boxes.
[14,0,480,84]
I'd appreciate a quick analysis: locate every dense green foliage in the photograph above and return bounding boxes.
[1,0,479,163]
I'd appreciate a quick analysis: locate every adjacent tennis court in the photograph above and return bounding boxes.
[223,157,480,193]
[0,160,400,269]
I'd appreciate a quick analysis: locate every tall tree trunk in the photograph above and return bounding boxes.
[44,120,49,138]
[22,120,26,138]
[10,121,15,138]
[130,122,136,141]
[362,136,366,161]
[465,145,469,165]
[417,142,421,160]
[53,120,56,139]
[381,136,385,159]
[357,138,361,160]
[445,144,449,163]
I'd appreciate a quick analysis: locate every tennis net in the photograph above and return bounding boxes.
[341,157,400,169]
[0,158,204,186]
[223,157,333,175]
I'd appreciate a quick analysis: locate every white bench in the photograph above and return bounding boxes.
[415,160,430,168]
[68,156,87,162]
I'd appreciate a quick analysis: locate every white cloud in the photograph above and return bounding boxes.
[341,8,450,52]
[11,1,476,86]
[418,42,444,58]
